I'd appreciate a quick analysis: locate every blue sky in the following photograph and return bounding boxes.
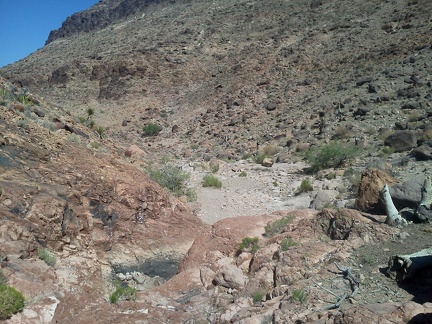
[0,0,99,67]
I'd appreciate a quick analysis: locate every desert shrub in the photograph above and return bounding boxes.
[15,88,33,106]
[332,125,353,140]
[265,215,294,237]
[305,141,361,173]
[77,116,86,124]
[280,237,298,251]
[239,237,260,253]
[251,290,265,303]
[147,164,191,197]
[254,153,266,164]
[86,107,95,119]
[95,126,105,139]
[297,179,313,193]
[109,285,136,303]
[209,163,220,174]
[0,86,8,99]
[38,247,56,266]
[16,119,27,128]
[88,120,96,129]
[0,285,25,320]
[241,152,252,160]
[291,289,307,304]
[37,119,57,132]
[142,123,162,136]
[343,168,361,192]
[380,146,394,155]
[239,171,247,177]
[407,111,420,122]
[89,141,101,149]
[202,174,222,188]
[261,144,278,156]
[359,253,374,265]
[326,172,337,180]
[185,188,197,202]
[0,269,6,286]
[67,134,80,143]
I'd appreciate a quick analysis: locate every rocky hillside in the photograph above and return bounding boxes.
[1,0,432,322]
[3,0,431,160]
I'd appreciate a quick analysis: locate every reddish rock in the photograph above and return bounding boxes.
[355,168,399,213]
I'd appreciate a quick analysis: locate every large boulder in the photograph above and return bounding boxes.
[411,145,432,160]
[355,169,399,213]
[384,131,417,152]
[213,264,247,289]
[389,176,425,210]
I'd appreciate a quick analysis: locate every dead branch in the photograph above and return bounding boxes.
[380,184,406,226]
[387,248,432,281]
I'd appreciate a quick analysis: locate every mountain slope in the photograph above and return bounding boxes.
[3,0,431,159]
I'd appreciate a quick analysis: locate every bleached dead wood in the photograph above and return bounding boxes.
[380,184,406,226]
[415,177,432,222]
[387,248,432,281]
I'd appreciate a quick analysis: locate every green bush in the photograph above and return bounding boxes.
[239,171,247,177]
[291,289,307,304]
[210,163,220,174]
[251,290,265,303]
[305,141,361,173]
[95,126,105,139]
[147,164,191,197]
[38,247,56,267]
[142,123,162,136]
[297,179,313,194]
[239,237,260,253]
[0,285,25,320]
[202,174,222,188]
[280,237,298,251]
[264,215,294,237]
[109,285,136,304]
[254,154,266,164]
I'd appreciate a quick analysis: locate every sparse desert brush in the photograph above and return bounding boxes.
[251,290,265,303]
[380,146,395,156]
[202,174,222,188]
[146,163,192,197]
[378,128,394,141]
[38,247,56,266]
[420,129,432,141]
[95,125,105,139]
[16,119,27,128]
[109,284,136,304]
[291,289,307,304]
[89,141,101,149]
[254,153,266,164]
[265,215,294,237]
[297,178,313,194]
[280,237,298,251]
[305,141,361,173]
[332,125,353,140]
[0,269,6,286]
[407,111,421,122]
[239,237,260,253]
[0,285,25,320]
[142,123,162,136]
[261,144,278,156]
